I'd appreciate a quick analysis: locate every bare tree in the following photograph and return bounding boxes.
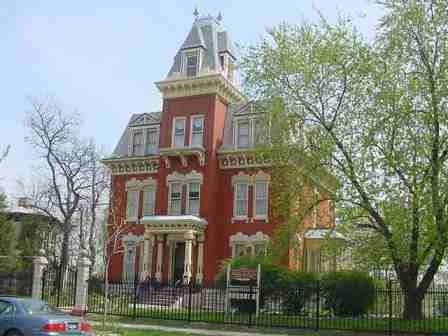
[25,96,99,273]
[0,145,10,164]
[99,194,127,330]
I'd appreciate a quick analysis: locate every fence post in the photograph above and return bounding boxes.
[74,249,91,315]
[248,284,253,327]
[388,280,393,336]
[315,280,320,332]
[132,272,138,319]
[32,250,48,299]
[187,283,192,322]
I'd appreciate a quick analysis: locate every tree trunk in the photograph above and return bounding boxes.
[59,229,71,275]
[403,288,424,319]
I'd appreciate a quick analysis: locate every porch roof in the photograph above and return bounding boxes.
[141,215,207,233]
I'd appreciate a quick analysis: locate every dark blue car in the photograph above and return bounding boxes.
[0,297,94,336]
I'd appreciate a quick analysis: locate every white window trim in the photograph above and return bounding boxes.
[125,177,157,221]
[233,116,265,149]
[182,49,202,77]
[229,232,269,257]
[128,125,160,156]
[168,182,182,215]
[233,182,249,221]
[172,117,187,148]
[142,186,156,217]
[189,114,204,148]
[186,181,201,216]
[145,126,160,154]
[253,180,269,221]
[130,130,144,156]
[125,189,139,222]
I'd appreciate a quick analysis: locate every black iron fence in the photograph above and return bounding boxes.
[86,275,448,335]
[0,271,33,297]
[42,266,77,308]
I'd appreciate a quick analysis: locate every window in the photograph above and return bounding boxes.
[173,118,186,148]
[219,55,225,70]
[0,301,15,315]
[132,131,144,155]
[234,118,267,148]
[190,116,204,147]
[169,183,182,215]
[187,182,200,215]
[254,181,268,218]
[145,127,159,154]
[143,187,156,216]
[253,119,264,145]
[123,242,136,282]
[236,120,250,148]
[254,243,267,257]
[233,244,253,257]
[234,183,248,217]
[185,52,199,77]
[126,190,139,220]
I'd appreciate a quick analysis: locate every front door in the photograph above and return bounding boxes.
[173,242,185,285]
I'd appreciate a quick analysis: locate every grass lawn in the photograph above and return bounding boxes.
[87,308,448,334]
[89,314,366,336]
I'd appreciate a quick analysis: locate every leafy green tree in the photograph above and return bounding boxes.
[241,0,448,319]
[0,193,18,271]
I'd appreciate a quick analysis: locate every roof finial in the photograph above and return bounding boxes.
[217,12,223,23]
[193,7,199,20]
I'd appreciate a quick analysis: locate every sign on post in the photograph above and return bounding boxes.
[225,264,261,317]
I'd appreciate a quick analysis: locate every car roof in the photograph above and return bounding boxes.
[0,297,44,303]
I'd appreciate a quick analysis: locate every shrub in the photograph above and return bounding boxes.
[321,271,376,317]
[279,271,318,315]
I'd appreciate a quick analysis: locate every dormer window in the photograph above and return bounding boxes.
[234,117,266,148]
[146,127,159,154]
[236,120,250,148]
[132,131,144,155]
[129,127,159,156]
[184,50,200,77]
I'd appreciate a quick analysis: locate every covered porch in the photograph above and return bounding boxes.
[140,215,207,285]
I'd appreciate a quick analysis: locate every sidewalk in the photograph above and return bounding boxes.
[91,321,304,336]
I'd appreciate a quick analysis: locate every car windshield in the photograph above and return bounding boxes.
[20,299,61,314]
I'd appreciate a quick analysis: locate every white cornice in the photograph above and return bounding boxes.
[142,215,207,233]
[101,156,159,175]
[155,73,246,104]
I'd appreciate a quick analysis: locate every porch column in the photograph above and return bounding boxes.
[141,233,154,279]
[196,234,204,285]
[155,235,163,282]
[183,230,194,284]
[167,240,175,284]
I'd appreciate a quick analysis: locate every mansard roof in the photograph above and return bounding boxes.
[167,15,235,78]
[221,100,263,150]
[111,111,161,158]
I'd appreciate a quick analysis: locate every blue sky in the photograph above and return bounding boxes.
[0,0,383,197]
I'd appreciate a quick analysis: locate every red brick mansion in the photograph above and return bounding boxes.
[103,13,337,284]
